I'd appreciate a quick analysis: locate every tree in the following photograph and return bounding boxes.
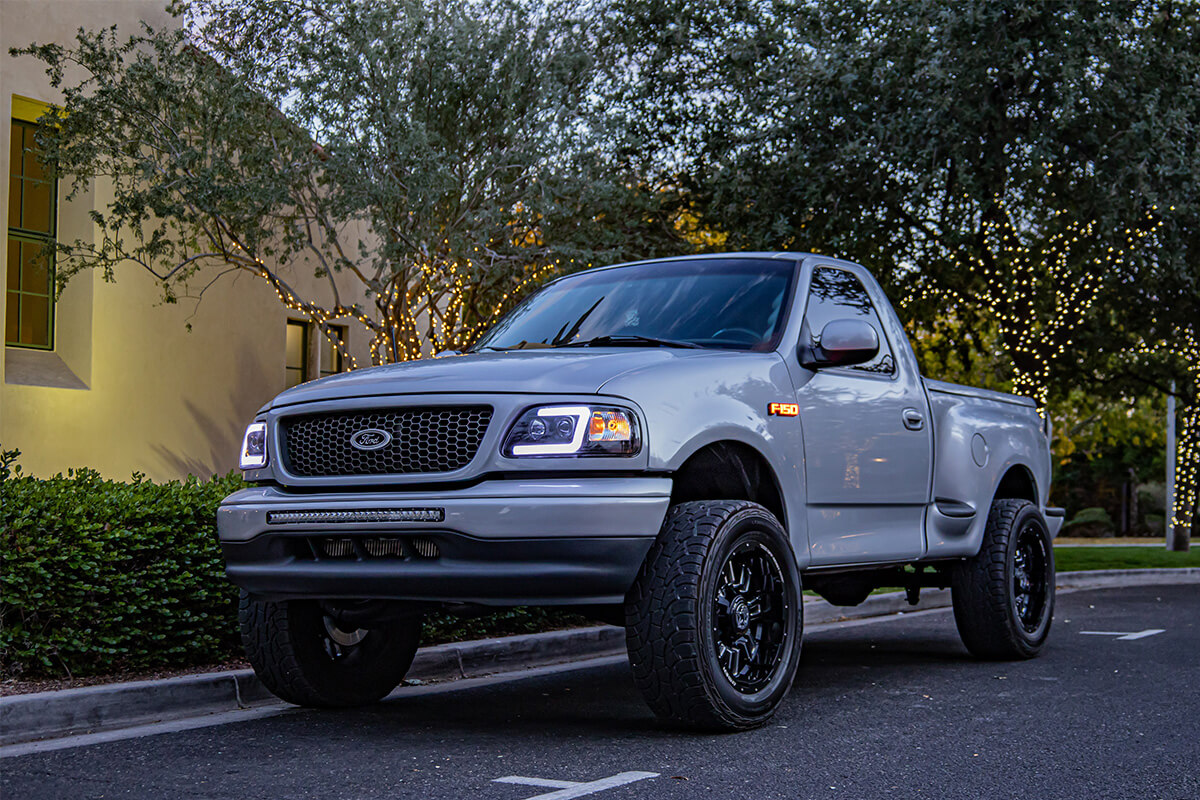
[611,0,1200,536]
[16,0,686,364]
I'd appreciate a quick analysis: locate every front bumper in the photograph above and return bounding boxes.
[217,478,671,605]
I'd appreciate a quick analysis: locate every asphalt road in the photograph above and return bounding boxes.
[3,583,1197,800]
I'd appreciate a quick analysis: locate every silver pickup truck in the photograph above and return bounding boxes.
[219,253,1063,730]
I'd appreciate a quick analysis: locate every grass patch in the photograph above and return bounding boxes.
[1054,546,1200,572]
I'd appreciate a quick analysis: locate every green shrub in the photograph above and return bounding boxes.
[1,461,245,678]
[1062,506,1115,537]
[0,452,592,680]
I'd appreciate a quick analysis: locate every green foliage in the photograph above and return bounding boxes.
[1,467,245,678]
[0,460,596,680]
[905,309,1013,393]
[14,0,688,364]
[0,447,21,481]
[1052,392,1166,469]
[1062,506,1115,538]
[614,0,1199,401]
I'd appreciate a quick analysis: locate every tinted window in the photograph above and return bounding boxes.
[803,267,894,374]
[473,258,795,352]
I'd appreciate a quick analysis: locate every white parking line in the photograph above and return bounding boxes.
[1080,629,1165,641]
[495,776,581,789]
[493,772,658,799]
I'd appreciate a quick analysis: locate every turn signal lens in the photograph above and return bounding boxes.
[588,410,632,442]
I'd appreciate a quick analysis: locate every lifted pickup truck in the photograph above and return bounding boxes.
[219,253,1062,730]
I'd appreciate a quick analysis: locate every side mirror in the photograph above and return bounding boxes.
[799,319,879,369]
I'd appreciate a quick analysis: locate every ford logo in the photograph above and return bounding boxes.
[349,428,392,451]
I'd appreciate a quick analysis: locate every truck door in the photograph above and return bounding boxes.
[793,265,933,565]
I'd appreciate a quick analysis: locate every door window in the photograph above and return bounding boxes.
[803,267,894,374]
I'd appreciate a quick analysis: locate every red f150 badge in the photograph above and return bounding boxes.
[768,402,799,417]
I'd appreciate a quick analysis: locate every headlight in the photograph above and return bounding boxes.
[239,422,268,469]
[503,404,640,457]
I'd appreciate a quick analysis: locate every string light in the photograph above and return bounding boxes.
[899,197,1194,530]
[900,199,1164,412]
[1137,326,1200,532]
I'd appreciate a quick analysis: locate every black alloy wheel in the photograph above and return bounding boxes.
[1012,519,1050,634]
[712,540,790,693]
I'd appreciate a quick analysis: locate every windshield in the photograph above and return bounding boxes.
[472,258,796,352]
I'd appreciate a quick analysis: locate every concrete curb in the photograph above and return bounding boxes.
[0,670,272,747]
[0,625,626,746]
[2,567,1195,746]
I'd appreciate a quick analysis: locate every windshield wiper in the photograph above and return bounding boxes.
[476,340,552,352]
[557,334,702,349]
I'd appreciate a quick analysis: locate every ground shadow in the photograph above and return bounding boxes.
[261,622,977,743]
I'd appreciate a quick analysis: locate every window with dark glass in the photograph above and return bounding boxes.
[803,267,895,374]
[286,320,348,387]
[285,319,309,388]
[472,258,795,352]
[319,324,347,378]
[6,119,57,349]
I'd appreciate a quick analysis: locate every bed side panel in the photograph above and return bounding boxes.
[924,385,1051,558]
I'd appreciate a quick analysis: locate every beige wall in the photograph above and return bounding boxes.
[1,1,374,480]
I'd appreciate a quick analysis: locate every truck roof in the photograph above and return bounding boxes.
[548,251,867,285]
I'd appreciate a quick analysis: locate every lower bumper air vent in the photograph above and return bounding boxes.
[304,536,441,561]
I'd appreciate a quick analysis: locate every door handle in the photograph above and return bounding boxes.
[902,408,924,431]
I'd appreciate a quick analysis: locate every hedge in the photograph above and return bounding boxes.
[0,449,584,680]
[0,452,245,678]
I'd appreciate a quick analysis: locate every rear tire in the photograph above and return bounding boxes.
[239,592,421,707]
[625,501,803,731]
[951,499,1055,659]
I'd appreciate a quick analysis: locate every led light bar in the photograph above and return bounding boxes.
[266,508,445,525]
[510,405,591,456]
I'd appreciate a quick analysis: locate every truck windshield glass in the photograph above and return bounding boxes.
[473,258,795,352]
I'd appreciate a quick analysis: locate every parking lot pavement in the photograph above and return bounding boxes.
[4,583,1197,800]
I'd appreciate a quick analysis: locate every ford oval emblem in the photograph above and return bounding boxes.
[349,428,392,451]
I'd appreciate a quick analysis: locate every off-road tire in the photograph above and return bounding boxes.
[239,592,421,707]
[625,500,803,731]
[951,499,1055,660]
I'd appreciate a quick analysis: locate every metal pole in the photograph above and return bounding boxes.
[1166,382,1176,549]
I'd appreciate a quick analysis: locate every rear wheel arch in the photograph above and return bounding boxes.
[993,463,1039,506]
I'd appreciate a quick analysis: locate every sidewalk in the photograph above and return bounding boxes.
[3,567,1197,748]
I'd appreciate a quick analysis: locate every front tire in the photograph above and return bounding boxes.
[951,499,1055,659]
[625,501,803,731]
[239,592,421,707]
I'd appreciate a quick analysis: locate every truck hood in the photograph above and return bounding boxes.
[266,348,705,408]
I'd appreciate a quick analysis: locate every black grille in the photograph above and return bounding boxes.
[282,406,492,477]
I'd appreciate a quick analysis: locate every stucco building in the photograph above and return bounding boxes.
[2,1,371,480]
